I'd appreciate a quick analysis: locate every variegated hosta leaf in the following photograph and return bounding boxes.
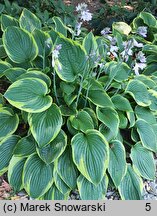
[53,167,71,195]
[1,14,19,32]
[77,174,108,200]
[130,142,156,180]
[8,156,26,191]
[0,94,5,107]
[28,104,62,148]
[83,108,98,129]
[135,106,156,124]
[0,107,19,141]
[125,80,151,107]
[40,184,69,200]
[3,26,38,63]
[136,119,157,152]
[113,22,132,35]
[18,70,51,87]
[111,94,133,112]
[108,140,127,187]
[0,135,20,176]
[23,154,53,199]
[55,146,79,189]
[52,16,67,37]
[69,110,94,133]
[14,134,37,157]
[36,130,67,164]
[0,60,12,78]
[88,90,114,107]
[99,124,115,142]
[83,32,98,67]
[71,129,109,185]
[19,8,41,32]
[139,12,157,27]
[54,35,87,82]
[118,164,143,200]
[126,111,135,128]
[4,67,27,83]
[4,78,52,113]
[96,107,120,139]
[33,29,53,57]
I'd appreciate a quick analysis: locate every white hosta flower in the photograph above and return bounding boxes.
[80,10,92,22]
[133,62,147,76]
[92,72,97,77]
[76,3,88,12]
[121,50,132,62]
[52,49,60,59]
[105,35,113,42]
[101,27,111,36]
[137,51,146,63]
[45,37,51,48]
[137,26,147,38]
[121,40,133,61]
[52,58,55,67]
[133,38,144,48]
[51,44,62,68]
[75,22,82,36]
[57,62,62,71]
[110,45,118,53]
[98,63,104,68]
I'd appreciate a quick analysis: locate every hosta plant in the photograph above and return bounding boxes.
[0,7,157,200]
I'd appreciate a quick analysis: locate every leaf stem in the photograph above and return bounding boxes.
[84,83,92,107]
[53,70,60,105]
[43,46,46,70]
[123,140,133,148]
[75,75,84,108]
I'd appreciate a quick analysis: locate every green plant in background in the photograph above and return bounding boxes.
[92,0,157,34]
[0,4,157,200]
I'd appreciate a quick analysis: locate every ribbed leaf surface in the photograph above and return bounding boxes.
[19,8,41,32]
[18,70,51,87]
[135,106,156,124]
[33,29,53,57]
[71,129,109,185]
[14,134,36,157]
[131,142,156,180]
[0,135,20,175]
[54,36,87,82]
[4,67,27,82]
[1,14,19,31]
[36,130,67,164]
[41,184,68,200]
[96,107,119,139]
[108,140,127,187]
[3,26,38,63]
[136,119,157,152]
[0,60,11,78]
[118,164,143,200]
[125,80,151,106]
[23,154,53,198]
[77,174,108,200]
[0,107,19,141]
[4,78,52,113]
[111,94,133,112]
[28,104,62,147]
[70,110,94,133]
[55,146,79,189]
[53,167,71,195]
[88,90,113,107]
[8,156,26,191]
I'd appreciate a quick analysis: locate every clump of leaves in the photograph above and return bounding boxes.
[0,6,157,200]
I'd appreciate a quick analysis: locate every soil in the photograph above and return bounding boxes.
[63,0,134,14]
